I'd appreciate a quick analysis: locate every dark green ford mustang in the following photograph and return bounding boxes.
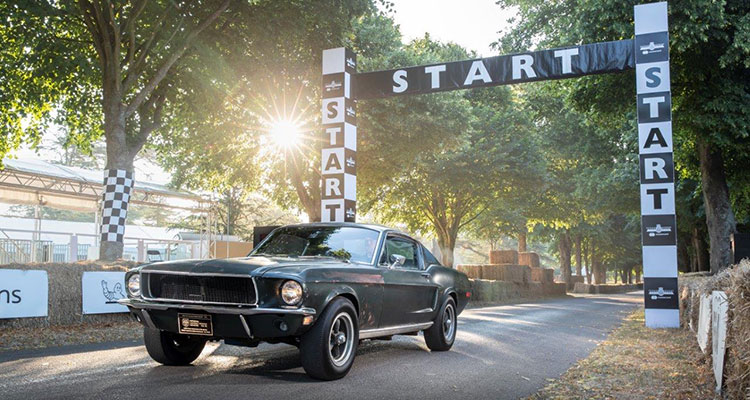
[120,222,471,380]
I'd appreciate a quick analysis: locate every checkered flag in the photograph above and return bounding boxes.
[100,169,134,243]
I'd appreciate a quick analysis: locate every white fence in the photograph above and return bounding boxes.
[0,228,203,264]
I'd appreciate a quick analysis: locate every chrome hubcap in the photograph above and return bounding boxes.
[329,312,354,367]
[442,304,456,341]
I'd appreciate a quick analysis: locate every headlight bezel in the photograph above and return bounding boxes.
[279,280,303,306]
[127,274,141,297]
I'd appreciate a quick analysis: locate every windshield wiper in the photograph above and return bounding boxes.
[250,253,297,258]
[299,255,350,263]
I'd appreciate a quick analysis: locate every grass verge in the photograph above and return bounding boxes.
[527,309,715,399]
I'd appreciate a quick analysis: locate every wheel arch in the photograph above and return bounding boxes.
[323,287,360,319]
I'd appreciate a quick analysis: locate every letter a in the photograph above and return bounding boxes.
[644,127,668,149]
[325,152,342,171]
[464,61,492,85]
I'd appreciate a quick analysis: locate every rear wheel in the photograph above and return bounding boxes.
[300,297,358,380]
[424,297,457,351]
[143,328,207,366]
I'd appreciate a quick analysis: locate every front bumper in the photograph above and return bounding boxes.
[119,298,316,339]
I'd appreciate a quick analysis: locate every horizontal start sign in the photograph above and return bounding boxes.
[354,40,635,99]
[0,269,48,319]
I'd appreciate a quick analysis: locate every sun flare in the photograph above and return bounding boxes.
[267,118,303,149]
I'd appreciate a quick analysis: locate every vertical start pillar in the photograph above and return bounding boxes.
[635,2,679,328]
[321,48,357,222]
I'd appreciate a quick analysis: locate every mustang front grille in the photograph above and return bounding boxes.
[144,273,257,305]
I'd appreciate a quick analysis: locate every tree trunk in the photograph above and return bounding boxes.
[697,139,737,273]
[557,230,572,284]
[99,98,136,261]
[592,245,604,284]
[436,228,458,267]
[691,226,709,272]
[584,238,592,284]
[518,222,527,252]
[574,234,582,276]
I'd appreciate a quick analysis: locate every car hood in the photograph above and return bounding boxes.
[138,256,350,277]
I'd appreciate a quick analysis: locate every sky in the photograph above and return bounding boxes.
[384,0,517,57]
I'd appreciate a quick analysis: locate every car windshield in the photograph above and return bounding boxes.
[250,226,380,264]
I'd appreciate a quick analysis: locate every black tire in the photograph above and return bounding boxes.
[424,297,457,351]
[300,297,359,380]
[143,328,207,366]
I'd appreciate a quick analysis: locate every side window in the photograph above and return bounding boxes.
[379,235,421,269]
[422,246,441,267]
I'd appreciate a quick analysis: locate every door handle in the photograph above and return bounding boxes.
[420,272,431,278]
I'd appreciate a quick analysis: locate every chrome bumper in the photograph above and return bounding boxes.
[118,298,316,316]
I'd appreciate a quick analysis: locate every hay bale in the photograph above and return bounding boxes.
[573,282,594,294]
[0,261,137,328]
[481,264,530,283]
[526,282,544,298]
[518,252,540,268]
[548,282,568,296]
[530,267,545,282]
[489,250,518,264]
[457,264,483,280]
[723,261,750,398]
[543,268,555,283]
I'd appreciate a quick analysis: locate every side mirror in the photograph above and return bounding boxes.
[389,254,406,269]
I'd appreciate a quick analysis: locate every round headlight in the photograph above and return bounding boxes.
[127,274,141,297]
[280,280,303,305]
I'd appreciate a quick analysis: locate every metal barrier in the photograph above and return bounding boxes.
[0,239,54,264]
[0,228,206,264]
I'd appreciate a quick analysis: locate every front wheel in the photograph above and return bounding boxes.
[424,297,457,351]
[300,297,359,380]
[143,328,207,366]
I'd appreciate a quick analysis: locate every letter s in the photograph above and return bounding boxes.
[326,101,338,119]
[645,67,661,88]
[393,70,408,93]
[12,289,21,304]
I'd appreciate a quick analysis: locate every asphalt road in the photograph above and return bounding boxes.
[0,293,641,400]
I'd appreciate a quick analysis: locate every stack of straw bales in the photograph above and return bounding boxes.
[679,260,749,397]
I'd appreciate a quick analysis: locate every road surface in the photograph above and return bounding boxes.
[0,293,641,400]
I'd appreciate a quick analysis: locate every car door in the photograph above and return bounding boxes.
[378,234,439,327]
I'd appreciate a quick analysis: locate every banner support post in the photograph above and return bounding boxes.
[634,1,680,328]
[320,47,357,222]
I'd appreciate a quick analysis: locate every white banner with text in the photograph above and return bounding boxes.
[0,269,48,319]
[82,271,128,315]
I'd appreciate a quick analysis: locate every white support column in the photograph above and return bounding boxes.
[635,1,679,328]
[69,235,78,262]
[321,47,357,222]
[137,239,145,262]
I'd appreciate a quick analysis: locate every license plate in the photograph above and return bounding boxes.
[177,313,213,336]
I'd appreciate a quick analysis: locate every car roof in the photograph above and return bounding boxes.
[279,222,420,239]
[280,221,391,233]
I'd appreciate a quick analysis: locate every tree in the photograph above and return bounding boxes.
[496,0,750,273]
[356,37,545,266]
[1,0,370,260]
[155,3,377,223]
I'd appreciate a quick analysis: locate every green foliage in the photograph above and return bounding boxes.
[497,0,750,228]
